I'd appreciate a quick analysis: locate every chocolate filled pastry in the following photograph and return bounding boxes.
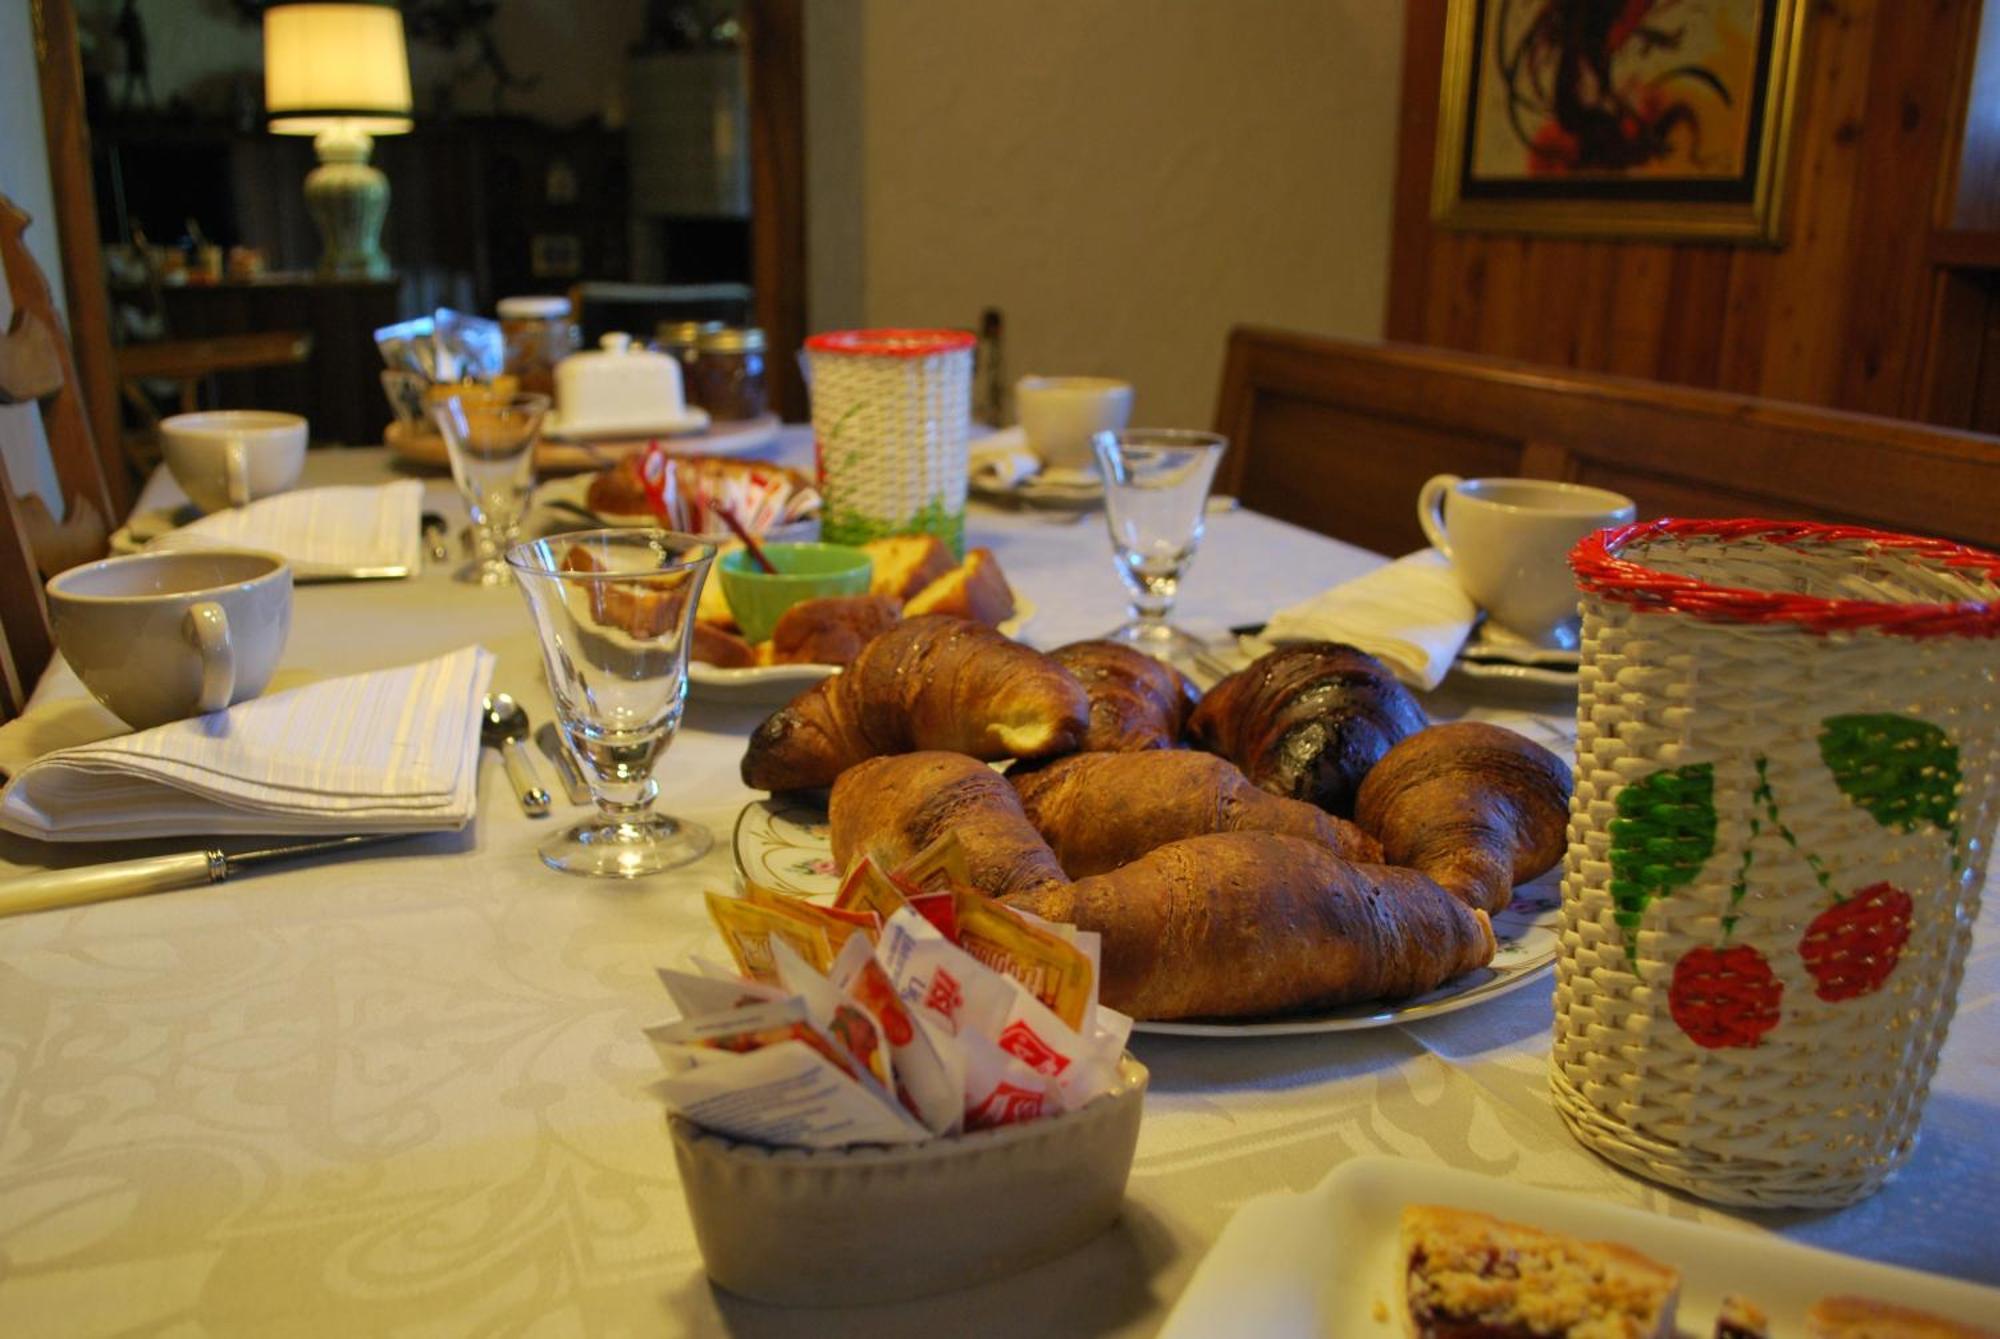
[1188,641,1427,817]
[1011,750,1380,877]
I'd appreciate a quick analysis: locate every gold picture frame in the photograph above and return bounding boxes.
[1432,0,1808,244]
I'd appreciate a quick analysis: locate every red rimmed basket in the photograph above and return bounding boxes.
[1553,519,2000,1207]
[804,328,978,555]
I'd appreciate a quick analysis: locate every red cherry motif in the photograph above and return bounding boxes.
[1800,882,1913,1002]
[1669,945,1783,1049]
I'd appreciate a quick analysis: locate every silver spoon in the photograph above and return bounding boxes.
[481,694,551,817]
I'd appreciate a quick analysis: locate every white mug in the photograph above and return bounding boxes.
[1015,376,1134,473]
[161,410,307,513]
[46,550,293,730]
[1417,475,1637,645]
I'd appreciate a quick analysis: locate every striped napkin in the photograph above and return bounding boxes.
[1259,549,1478,691]
[147,481,425,579]
[0,645,494,840]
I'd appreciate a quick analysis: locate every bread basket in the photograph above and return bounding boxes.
[1554,519,2000,1207]
[670,1054,1147,1306]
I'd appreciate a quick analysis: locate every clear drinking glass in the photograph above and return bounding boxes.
[506,530,717,877]
[1092,428,1227,659]
[431,390,551,586]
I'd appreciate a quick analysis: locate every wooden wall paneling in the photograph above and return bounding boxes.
[1921,269,1989,428]
[32,0,129,511]
[1385,0,1448,342]
[1605,245,1670,377]
[743,0,808,424]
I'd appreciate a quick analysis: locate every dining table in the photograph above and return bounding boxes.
[0,431,1994,1337]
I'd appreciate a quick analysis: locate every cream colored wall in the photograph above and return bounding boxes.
[1,0,65,514]
[807,0,1406,430]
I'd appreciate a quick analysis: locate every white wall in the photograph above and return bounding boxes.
[805,0,1406,430]
[1,0,66,514]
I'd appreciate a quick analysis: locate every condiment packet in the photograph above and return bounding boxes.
[961,1029,1063,1131]
[953,890,1095,1031]
[893,831,974,892]
[657,965,788,1017]
[769,937,897,1099]
[877,907,1019,1040]
[828,935,964,1135]
[652,1040,929,1148]
[706,890,834,981]
[833,854,910,922]
[744,884,882,951]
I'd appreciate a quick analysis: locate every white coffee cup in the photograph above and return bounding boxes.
[1417,475,1637,645]
[46,550,293,730]
[161,410,307,513]
[1015,376,1134,473]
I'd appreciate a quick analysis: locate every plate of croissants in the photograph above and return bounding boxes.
[731,625,1575,1033]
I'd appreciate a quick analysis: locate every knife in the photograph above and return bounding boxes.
[0,835,403,920]
[535,721,593,805]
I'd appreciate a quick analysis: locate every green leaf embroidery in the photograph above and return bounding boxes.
[1609,763,1716,960]
[1818,714,1960,838]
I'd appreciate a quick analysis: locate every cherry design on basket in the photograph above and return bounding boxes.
[1669,945,1783,1049]
[1799,882,1914,1002]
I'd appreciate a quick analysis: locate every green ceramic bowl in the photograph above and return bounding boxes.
[719,543,874,643]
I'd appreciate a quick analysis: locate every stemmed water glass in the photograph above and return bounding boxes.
[1091,428,1227,660]
[432,390,551,586]
[506,530,717,877]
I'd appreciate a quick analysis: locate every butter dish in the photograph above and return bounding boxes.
[547,333,711,440]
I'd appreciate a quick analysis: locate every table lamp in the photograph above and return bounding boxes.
[263,1,413,279]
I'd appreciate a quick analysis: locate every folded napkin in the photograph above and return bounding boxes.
[1260,549,1477,691]
[147,481,425,578]
[0,645,495,840]
[970,426,1041,490]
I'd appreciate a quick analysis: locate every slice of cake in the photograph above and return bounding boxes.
[904,548,1016,626]
[862,534,954,602]
[1807,1295,1999,1338]
[1401,1205,1679,1339]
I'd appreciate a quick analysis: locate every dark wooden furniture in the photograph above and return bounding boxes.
[1,192,116,718]
[744,0,808,422]
[1213,328,2000,560]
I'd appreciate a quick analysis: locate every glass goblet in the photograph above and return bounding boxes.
[431,390,551,586]
[1091,428,1227,660]
[506,530,717,877]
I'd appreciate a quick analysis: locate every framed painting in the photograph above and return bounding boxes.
[1431,0,1808,243]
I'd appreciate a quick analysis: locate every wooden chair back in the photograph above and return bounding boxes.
[1212,328,2000,557]
[1,192,118,717]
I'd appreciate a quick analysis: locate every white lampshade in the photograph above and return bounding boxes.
[264,2,414,136]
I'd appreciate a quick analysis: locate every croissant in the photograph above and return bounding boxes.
[1353,721,1572,914]
[1048,640,1199,752]
[829,752,1067,897]
[1188,641,1427,817]
[740,616,1090,792]
[1011,750,1382,876]
[1002,832,1495,1020]
[769,594,903,667]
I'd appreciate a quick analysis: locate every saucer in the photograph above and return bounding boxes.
[1456,617,1581,668]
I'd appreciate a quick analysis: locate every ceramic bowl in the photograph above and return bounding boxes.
[670,1054,1148,1306]
[717,542,873,643]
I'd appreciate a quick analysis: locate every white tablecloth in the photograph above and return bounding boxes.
[0,440,1994,1337]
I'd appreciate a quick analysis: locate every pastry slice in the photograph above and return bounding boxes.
[1401,1205,1679,1339]
[862,533,954,601]
[905,547,1015,625]
[1807,1296,1999,1338]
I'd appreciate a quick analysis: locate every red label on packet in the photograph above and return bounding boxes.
[908,891,959,941]
[997,1019,1071,1077]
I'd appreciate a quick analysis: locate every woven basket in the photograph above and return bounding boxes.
[1554,520,2000,1207]
[804,329,974,557]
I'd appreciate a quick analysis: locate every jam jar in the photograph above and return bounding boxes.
[498,295,580,397]
[689,326,768,422]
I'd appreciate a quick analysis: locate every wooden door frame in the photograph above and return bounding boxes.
[30,0,131,513]
[744,0,809,423]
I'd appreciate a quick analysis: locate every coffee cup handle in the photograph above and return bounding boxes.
[183,602,236,714]
[1416,474,1461,559]
[224,440,249,508]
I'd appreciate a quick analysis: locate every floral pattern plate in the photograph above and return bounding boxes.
[730,797,1562,1036]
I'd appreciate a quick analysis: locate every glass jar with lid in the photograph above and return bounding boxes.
[689,326,768,422]
[498,295,581,396]
[652,320,724,388]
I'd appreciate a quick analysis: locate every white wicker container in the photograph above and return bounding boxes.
[803,328,975,556]
[1555,520,2000,1208]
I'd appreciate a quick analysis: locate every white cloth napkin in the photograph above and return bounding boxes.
[0,645,495,840]
[147,481,425,578]
[970,426,1041,490]
[1260,549,1477,691]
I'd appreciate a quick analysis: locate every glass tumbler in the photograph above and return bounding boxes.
[432,390,550,586]
[1092,428,1227,660]
[506,530,717,877]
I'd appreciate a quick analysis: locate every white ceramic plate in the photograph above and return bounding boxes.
[1457,617,1582,667]
[1158,1155,2000,1338]
[730,793,1559,1035]
[542,406,710,441]
[690,599,1036,704]
[1447,657,1578,689]
[969,473,1105,511]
